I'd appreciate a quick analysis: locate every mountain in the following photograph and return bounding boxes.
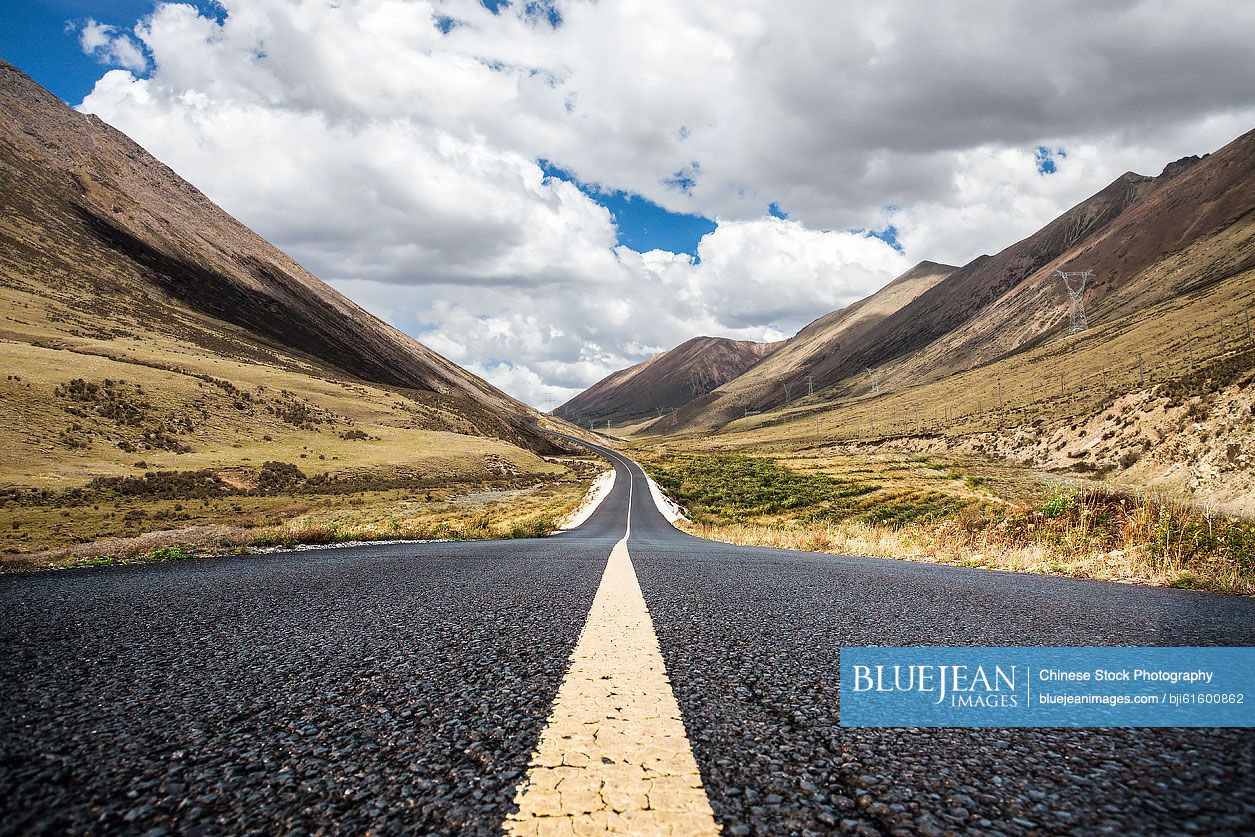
[0,59,566,497]
[553,336,780,426]
[664,127,1254,432]
[659,261,955,431]
[873,136,1254,389]
[844,132,1254,399]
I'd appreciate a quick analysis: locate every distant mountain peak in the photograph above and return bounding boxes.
[554,336,779,426]
[1160,154,1206,181]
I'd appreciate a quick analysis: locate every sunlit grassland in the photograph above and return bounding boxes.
[623,255,1253,593]
[634,449,1253,594]
[3,459,605,571]
[0,299,554,490]
[0,284,605,567]
[652,262,1253,449]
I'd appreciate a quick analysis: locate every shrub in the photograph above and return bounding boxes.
[144,545,197,562]
[653,454,877,522]
[256,461,306,492]
[87,469,231,499]
[1040,489,1074,519]
[507,517,555,539]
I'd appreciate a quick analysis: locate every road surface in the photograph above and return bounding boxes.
[2,442,1253,835]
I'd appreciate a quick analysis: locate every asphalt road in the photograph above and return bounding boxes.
[2,442,1253,835]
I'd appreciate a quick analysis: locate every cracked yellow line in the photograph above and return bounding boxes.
[504,463,719,836]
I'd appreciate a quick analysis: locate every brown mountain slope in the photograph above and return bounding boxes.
[666,128,1253,431]
[553,336,779,426]
[0,59,556,457]
[856,130,1255,398]
[659,261,955,431]
[648,130,1253,512]
[804,171,1157,389]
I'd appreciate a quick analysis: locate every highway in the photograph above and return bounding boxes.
[2,441,1253,835]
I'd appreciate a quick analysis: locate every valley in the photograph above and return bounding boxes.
[0,59,600,568]
[572,131,1255,594]
[2,7,1253,834]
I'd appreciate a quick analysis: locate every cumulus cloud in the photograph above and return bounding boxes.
[77,18,149,72]
[336,217,905,408]
[686,220,910,328]
[74,0,1255,409]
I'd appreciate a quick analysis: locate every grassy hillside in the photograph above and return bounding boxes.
[0,251,611,566]
[635,447,1253,594]
[626,245,1253,591]
[633,126,1253,516]
[625,131,1254,592]
[0,61,602,566]
[643,253,1253,498]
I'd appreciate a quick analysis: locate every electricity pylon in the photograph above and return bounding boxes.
[865,367,881,394]
[1056,270,1093,334]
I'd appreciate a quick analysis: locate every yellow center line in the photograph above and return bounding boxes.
[503,459,720,836]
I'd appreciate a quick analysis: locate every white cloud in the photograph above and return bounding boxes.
[77,18,149,73]
[686,219,910,328]
[74,0,1255,409]
[81,71,621,289]
[329,220,896,409]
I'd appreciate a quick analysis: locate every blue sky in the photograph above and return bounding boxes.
[4,0,1247,410]
[0,0,742,258]
[0,1,218,101]
[0,1,150,103]
[539,160,718,256]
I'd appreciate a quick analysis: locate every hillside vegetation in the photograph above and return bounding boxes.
[612,129,1254,591]
[0,60,597,567]
[637,449,1253,594]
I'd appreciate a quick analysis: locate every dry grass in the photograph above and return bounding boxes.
[7,465,601,572]
[644,264,1254,451]
[622,267,1254,592]
[638,449,1253,594]
[680,497,1253,594]
[0,279,605,568]
[0,321,559,491]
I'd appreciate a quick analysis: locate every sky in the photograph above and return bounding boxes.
[2,1,1253,410]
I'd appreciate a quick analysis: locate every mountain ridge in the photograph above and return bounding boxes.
[0,59,556,454]
[553,336,780,426]
[650,128,1253,433]
[653,259,957,432]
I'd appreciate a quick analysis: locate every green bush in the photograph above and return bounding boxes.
[1149,508,1255,571]
[87,469,230,499]
[853,492,971,526]
[653,455,877,522]
[144,545,197,562]
[256,461,307,492]
[1040,489,1074,519]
